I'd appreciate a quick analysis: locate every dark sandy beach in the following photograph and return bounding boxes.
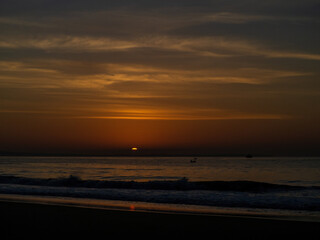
[0,200,319,240]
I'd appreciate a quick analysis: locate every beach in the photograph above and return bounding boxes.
[1,199,319,240]
[1,156,319,239]
[2,0,320,238]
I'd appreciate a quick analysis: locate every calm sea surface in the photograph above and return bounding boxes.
[1,156,320,219]
[0,156,319,186]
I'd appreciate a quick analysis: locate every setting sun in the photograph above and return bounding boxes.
[0,1,319,238]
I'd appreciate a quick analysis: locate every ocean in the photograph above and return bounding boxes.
[0,156,320,220]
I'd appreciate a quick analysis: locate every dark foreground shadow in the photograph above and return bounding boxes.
[0,201,319,240]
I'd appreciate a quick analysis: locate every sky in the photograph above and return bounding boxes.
[0,0,320,155]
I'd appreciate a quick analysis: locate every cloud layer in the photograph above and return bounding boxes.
[1,0,319,121]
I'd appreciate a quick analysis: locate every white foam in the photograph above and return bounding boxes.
[0,183,319,212]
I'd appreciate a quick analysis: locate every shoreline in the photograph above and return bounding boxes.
[1,194,320,239]
[1,193,320,223]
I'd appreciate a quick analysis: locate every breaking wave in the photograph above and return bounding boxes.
[0,175,320,211]
[0,175,318,192]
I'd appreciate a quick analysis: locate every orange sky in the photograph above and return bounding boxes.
[0,1,320,155]
[1,116,319,155]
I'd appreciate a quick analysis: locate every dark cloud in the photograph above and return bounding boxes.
[2,0,318,16]
[0,0,319,124]
[171,20,320,53]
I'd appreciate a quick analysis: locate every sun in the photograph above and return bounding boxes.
[131,147,138,151]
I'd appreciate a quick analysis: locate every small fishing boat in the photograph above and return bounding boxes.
[190,157,197,163]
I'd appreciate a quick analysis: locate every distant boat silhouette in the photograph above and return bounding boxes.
[246,154,253,158]
[190,157,197,163]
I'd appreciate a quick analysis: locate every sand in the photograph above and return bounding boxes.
[0,200,319,239]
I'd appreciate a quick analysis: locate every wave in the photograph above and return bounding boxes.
[1,183,320,212]
[0,175,318,193]
[1,175,320,211]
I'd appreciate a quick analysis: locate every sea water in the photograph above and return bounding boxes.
[0,156,320,219]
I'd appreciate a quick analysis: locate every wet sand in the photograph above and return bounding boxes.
[0,200,319,239]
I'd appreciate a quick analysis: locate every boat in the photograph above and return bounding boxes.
[190,157,197,163]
